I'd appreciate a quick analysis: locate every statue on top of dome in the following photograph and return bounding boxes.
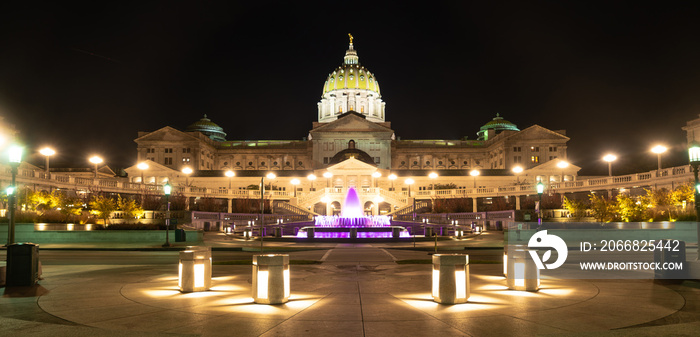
[348,33,353,44]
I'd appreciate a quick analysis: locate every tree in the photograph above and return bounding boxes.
[562,197,587,219]
[90,195,117,225]
[27,190,61,212]
[589,194,616,222]
[117,195,144,223]
[616,194,645,222]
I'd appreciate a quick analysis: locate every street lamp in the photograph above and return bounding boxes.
[39,147,55,179]
[512,166,523,184]
[162,181,172,247]
[6,145,22,245]
[688,142,700,260]
[137,162,149,184]
[651,145,668,172]
[388,173,397,191]
[323,171,333,188]
[181,167,193,186]
[405,178,415,221]
[603,154,617,177]
[470,169,480,189]
[536,181,545,225]
[260,172,276,252]
[307,174,316,191]
[372,171,381,188]
[428,172,438,190]
[557,160,569,182]
[89,155,103,178]
[225,170,235,189]
[290,178,300,197]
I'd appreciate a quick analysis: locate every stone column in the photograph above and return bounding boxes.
[227,199,233,213]
[515,196,521,210]
[472,197,478,213]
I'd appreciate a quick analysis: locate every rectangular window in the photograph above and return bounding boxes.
[530,147,539,152]
[531,156,539,163]
[165,148,173,154]
[323,157,329,164]
[549,146,557,152]
[374,157,381,164]
[164,157,173,165]
[514,156,521,163]
[513,147,521,152]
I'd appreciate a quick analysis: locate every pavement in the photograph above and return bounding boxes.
[2,232,700,336]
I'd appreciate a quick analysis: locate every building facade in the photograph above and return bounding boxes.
[129,38,576,214]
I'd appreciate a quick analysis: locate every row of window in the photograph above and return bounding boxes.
[400,160,481,166]
[145,148,192,154]
[513,146,558,152]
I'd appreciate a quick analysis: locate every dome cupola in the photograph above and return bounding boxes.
[185,115,227,142]
[477,114,520,141]
[318,34,386,124]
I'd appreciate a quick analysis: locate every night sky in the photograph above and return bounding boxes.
[1,1,699,176]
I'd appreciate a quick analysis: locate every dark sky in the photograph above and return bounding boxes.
[1,1,699,175]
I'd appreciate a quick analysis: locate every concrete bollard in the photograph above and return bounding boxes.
[179,249,212,292]
[432,254,470,304]
[506,249,539,291]
[252,254,290,304]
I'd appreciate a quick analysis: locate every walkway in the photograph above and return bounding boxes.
[3,244,700,336]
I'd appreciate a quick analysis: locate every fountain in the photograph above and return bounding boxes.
[296,187,410,239]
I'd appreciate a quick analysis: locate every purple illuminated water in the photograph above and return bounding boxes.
[341,187,363,218]
[296,186,409,239]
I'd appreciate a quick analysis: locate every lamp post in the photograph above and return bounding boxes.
[651,145,668,173]
[536,181,544,226]
[388,173,397,191]
[428,172,438,190]
[137,162,149,205]
[225,170,235,189]
[181,167,193,186]
[89,155,103,178]
[6,145,22,245]
[557,160,569,183]
[470,169,480,189]
[688,142,700,260]
[323,171,333,188]
[290,178,300,197]
[260,172,276,252]
[512,166,523,184]
[603,154,617,177]
[372,171,381,188]
[307,174,316,191]
[162,182,172,247]
[161,182,172,247]
[39,147,55,179]
[405,178,415,222]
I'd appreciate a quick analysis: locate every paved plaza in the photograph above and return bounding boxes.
[2,234,700,336]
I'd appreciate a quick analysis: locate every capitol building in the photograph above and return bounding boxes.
[127,37,577,215]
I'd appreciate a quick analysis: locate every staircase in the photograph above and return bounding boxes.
[388,200,429,220]
[273,201,317,219]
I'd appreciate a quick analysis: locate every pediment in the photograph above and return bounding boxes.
[326,157,378,174]
[505,125,569,141]
[529,160,581,174]
[135,126,201,143]
[311,114,393,134]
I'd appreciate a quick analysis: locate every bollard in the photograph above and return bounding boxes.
[432,254,470,304]
[506,249,539,291]
[307,227,315,239]
[252,254,290,304]
[179,249,212,292]
[392,227,400,238]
